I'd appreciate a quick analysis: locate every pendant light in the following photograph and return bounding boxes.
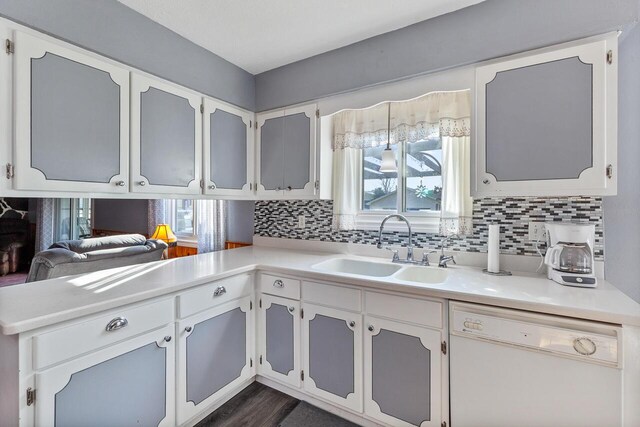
[379,102,397,173]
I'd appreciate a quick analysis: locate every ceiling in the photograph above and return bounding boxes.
[117,0,484,74]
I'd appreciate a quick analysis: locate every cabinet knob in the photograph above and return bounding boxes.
[185,326,192,333]
[163,336,172,343]
[273,280,284,288]
[115,180,126,187]
[138,181,146,186]
[286,186,292,191]
[213,286,226,297]
[482,179,490,185]
[288,306,295,313]
[105,317,128,332]
[209,183,216,190]
[368,325,375,332]
[349,321,356,328]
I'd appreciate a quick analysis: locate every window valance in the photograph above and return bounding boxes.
[332,90,471,150]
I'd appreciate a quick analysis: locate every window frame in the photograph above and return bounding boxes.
[165,199,198,246]
[356,140,441,233]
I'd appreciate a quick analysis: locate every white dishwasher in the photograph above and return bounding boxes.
[450,302,622,427]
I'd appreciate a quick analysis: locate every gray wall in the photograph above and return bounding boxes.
[227,201,254,244]
[0,0,255,110]
[255,0,638,111]
[604,25,640,303]
[93,199,149,236]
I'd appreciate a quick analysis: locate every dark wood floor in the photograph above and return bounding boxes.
[196,382,300,427]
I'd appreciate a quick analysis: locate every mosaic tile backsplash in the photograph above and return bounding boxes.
[254,197,604,260]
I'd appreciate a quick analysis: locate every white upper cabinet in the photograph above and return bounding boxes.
[203,98,254,199]
[256,103,317,199]
[130,73,202,195]
[474,34,617,197]
[12,30,130,193]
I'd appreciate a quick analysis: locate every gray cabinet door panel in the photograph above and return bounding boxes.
[186,307,247,405]
[308,314,354,398]
[140,87,196,187]
[260,117,285,190]
[372,329,431,426]
[486,57,593,181]
[31,53,121,183]
[283,113,311,189]
[55,342,167,427]
[265,302,294,375]
[210,110,247,189]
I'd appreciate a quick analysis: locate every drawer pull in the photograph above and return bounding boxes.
[105,317,128,332]
[213,286,227,297]
[273,280,284,288]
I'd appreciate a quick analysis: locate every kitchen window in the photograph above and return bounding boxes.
[163,199,197,243]
[332,90,472,235]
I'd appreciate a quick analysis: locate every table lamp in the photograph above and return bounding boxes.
[151,224,177,243]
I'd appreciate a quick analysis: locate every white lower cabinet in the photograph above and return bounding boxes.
[364,316,443,427]
[258,294,301,388]
[176,297,253,425]
[35,325,175,427]
[302,303,363,413]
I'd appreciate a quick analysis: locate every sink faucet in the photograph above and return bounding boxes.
[438,235,458,268]
[377,214,431,265]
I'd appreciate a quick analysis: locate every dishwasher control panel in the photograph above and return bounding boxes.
[451,306,619,366]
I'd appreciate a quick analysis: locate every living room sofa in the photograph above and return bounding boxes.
[26,234,168,282]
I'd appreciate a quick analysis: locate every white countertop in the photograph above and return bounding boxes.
[1,245,639,334]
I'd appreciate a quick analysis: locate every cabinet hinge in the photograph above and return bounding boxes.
[259,355,262,364]
[200,104,204,114]
[441,422,447,427]
[26,387,35,406]
[441,341,447,355]
[200,179,205,189]
[259,299,262,308]
[5,39,13,55]
[315,109,320,118]
[5,163,14,179]
[314,180,319,190]
[606,164,613,179]
[301,308,304,319]
[250,300,253,310]
[250,120,252,128]
[254,121,257,129]
[250,358,253,367]
[606,49,613,65]
[301,370,304,381]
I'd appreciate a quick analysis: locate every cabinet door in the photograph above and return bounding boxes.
[13,30,130,193]
[177,296,253,424]
[475,35,617,197]
[302,303,362,412]
[364,316,442,427]
[130,73,202,194]
[258,294,301,388]
[256,110,285,197]
[35,325,175,427]
[282,104,317,197]
[203,98,254,198]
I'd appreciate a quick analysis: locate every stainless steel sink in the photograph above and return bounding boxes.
[393,266,449,284]
[312,258,402,277]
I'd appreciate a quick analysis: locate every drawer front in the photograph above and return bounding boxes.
[177,273,253,318]
[259,273,300,300]
[33,298,174,370]
[302,281,361,312]
[365,291,442,329]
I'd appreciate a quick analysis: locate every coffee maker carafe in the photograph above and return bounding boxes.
[544,223,597,288]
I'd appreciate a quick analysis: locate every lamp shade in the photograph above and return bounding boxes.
[379,148,397,173]
[151,223,177,243]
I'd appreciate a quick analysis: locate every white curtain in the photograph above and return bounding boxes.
[440,135,473,236]
[331,90,472,233]
[35,198,55,252]
[197,200,227,253]
[147,199,167,237]
[332,147,361,230]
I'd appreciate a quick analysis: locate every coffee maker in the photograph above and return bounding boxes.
[544,223,597,288]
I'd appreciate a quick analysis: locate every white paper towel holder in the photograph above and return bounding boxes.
[482,268,512,276]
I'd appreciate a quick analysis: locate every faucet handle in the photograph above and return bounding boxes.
[385,246,400,262]
[421,249,437,266]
